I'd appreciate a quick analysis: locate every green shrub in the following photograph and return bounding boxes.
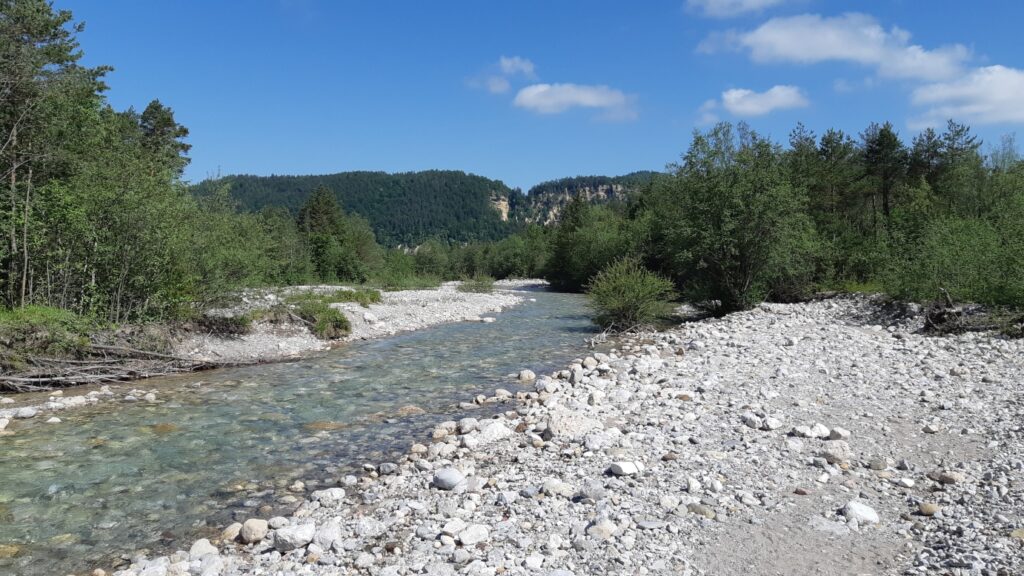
[0,306,98,360]
[290,299,350,339]
[286,288,382,308]
[645,124,817,312]
[586,258,676,330]
[371,250,443,291]
[457,275,495,293]
[193,314,252,336]
[885,217,1013,305]
[544,200,638,292]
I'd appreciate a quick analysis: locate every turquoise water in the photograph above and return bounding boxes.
[0,290,595,576]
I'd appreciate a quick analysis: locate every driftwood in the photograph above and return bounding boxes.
[921,288,1021,336]
[0,343,239,393]
[923,288,965,333]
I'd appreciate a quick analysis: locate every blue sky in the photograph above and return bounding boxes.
[68,0,1024,190]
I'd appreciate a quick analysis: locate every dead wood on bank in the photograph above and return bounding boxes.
[0,344,241,392]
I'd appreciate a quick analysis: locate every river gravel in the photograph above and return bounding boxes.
[177,281,534,364]
[0,282,533,424]
[69,296,1024,574]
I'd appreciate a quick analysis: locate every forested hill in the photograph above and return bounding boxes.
[192,170,519,246]
[515,171,660,224]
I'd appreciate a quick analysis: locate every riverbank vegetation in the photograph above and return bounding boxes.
[3,0,1023,358]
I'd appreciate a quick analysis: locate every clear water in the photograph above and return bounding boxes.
[0,290,595,576]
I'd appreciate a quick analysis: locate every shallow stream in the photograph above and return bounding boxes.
[0,289,595,575]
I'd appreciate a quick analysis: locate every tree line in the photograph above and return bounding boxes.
[528,120,1024,315]
[3,0,1022,333]
[192,170,521,247]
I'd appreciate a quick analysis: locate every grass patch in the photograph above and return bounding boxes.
[291,299,350,339]
[192,314,252,336]
[457,275,495,294]
[285,288,382,308]
[836,280,886,294]
[280,292,354,339]
[0,306,99,365]
[371,273,442,292]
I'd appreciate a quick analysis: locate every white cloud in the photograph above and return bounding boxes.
[708,13,970,81]
[514,83,637,120]
[687,0,787,18]
[499,56,536,78]
[485,76,510,94]
[469,56,536,94]
[716,85,809,116]
[697,99,720,125]
[911,65,1024,127]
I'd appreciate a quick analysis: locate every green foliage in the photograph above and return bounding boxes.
[0,305,98,360]
[372,250,442,291]
[194,170,519,246]
[298,186,380,283]
[457,275,495,294]
[586,258,676,330]
[288,298,350,339]
[544,200,638,292]
[413,239,451,278]
[886,212,1024,307]
[286,288,382,308]
[646,123,817,311]
[192,314,252,336]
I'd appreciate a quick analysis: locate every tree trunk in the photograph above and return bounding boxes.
[20,166,32,306]
[7,125,17,306]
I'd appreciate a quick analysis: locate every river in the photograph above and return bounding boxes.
[0,289,596,575]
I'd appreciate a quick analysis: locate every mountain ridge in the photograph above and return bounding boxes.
[193,169,659,246]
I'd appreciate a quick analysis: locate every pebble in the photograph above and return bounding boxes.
[92,295,1024,576]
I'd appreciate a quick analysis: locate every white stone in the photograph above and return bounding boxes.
[310,487,346,506]
[272,522,315,551]
[547,408,602,442]
[432,468,467,491]
[608,461,644,476]
[240,519,268,543]
[809,423,831,439]
[828,427,851,440]
[475,421,512,445]
[189,539,218,560]
[458,524,489,546]
[842,501,880,524]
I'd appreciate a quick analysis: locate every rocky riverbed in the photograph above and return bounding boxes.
[177,280,534,364]
[0,281,533,427]
[96,295,1024,576]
